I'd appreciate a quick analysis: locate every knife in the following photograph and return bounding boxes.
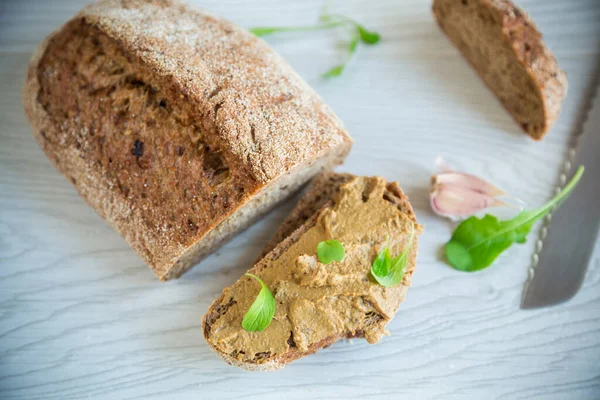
[521,82,600,309]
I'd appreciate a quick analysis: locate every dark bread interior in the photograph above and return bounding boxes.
[38,20,257,252]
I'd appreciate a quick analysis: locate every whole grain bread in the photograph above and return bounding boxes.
[202,174,420,371]
[433,0,567,140]
[23,0,352,280]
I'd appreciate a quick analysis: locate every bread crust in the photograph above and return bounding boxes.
[433,0,567,140]
[23,0,351,280]
[202,174,419,371]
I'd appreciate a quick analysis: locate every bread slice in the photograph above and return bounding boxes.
[433,0,567,140]
[23,0,352,280]
[202,174,421,371]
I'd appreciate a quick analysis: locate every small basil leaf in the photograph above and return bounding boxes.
[317,239,346,264]
[371,223,415,287]
[371,246,391,278]
[357,25,381,44]
[323,64,345,77]
[445,166,584,272]
[241,273,275,332]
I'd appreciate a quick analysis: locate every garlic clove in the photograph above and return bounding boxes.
[431,184,508,219]
[433,172,505,197]
[430,157,519,219]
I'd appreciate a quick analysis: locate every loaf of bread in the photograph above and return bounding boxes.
[23,0,352,280]
[433,0,567,140]
[203,174,421,371]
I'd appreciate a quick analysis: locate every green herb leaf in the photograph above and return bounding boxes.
[323,33,359,78]
[249,11,380,78]
[371,244,392,278]
[322,14,381,45]
[249,22,343,37]
[317,239,346,264]
[349,35,360,53]
[357,25,381,44]
[446,166,585,272]
[371,222,415,287]
[241,273,275,332]
[249,27,282,36]
[323,64,345,77]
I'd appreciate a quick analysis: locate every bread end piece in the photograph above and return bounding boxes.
[433,0,567,140]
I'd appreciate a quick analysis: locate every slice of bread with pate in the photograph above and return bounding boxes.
[202,174,422,371]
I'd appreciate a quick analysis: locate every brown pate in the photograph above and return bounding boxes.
[204,177,422,363]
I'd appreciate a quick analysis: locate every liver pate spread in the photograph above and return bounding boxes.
[206,177,420,362]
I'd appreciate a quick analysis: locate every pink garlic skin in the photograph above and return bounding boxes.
[434,172,505,197]
[430,172,507,219]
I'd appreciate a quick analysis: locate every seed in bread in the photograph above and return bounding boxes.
[433,0,567,140]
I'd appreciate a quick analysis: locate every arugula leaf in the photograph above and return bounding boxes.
[371,222,415,287]
[249,10,380,77]
[446,166,585,272]
[241,273,275,332]
[317,239,346,264]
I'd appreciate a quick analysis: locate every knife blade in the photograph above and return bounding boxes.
[521,83,600,309]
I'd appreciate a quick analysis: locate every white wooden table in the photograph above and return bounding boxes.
[1,0,599,399]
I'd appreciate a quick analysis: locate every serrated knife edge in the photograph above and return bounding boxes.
[521,78,600,309]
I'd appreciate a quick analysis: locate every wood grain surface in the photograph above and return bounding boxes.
[1,0,599,399]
